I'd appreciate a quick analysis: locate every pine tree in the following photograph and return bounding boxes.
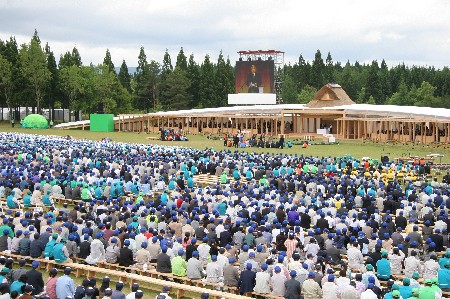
[161,68,191,110]
[18,38,51,112]
[162,49,173,76]
[32,29,41,44]
[136,46,148,75]
[175,47,187,71]
[311,50,325,88]
[71,47,82,67]
[325,51,335,83]
[365,60,382,104]
[118,60,131,92]
[186,53,200,108]
[103,49,115,74]
[44,43,59,119]
[214,51,234,107]
[199,54,216,108]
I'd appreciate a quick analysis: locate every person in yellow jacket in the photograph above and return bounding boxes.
[172,249,187,277]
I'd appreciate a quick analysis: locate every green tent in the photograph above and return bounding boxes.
[22,114,49,129]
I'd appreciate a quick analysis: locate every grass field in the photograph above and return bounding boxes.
[1,122,450,164]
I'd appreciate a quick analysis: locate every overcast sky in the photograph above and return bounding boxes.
[1,0,449,68]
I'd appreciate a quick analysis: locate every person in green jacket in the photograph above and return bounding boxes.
[0,219,14,238]
[81,184,92,202]
[220,172,227,184]
[23,191,32,207]
[44,233,58,259]
[408,288,420,299]
[42,190,52,206]
[171,249,187,277]
[419,279,438,299]
[52,238,71,263]
[259,175,268,187]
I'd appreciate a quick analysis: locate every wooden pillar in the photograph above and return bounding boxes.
[281,113,285,135]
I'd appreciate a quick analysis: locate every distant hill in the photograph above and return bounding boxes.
[115,66,137,75]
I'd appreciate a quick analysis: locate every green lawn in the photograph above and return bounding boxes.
[1,121,449,164]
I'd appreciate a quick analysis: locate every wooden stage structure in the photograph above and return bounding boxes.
[113,84,450,144]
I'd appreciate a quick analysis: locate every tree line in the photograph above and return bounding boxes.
[0,31,449,122]
[282,50,450,107]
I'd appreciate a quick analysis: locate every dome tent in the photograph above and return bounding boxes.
[22,114,49,129]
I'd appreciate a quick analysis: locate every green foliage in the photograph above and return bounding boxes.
[298,85,317,104]
[103,49,116,74]
[311,50,325,88]
[214,51,234,107]
[18,38,51,112]
[2,31,450,117]
[0,53,13,108]
[118,60,131,92]
[199,54,216,108]
[161,67,191,110]
[175,47,187,71]
[281,74,298,104]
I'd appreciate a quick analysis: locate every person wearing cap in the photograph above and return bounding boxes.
[419,279,437,299]
[86,232,105,265]
[341,280,359,299]
[119,239,135,268]
[347,241,364,271]
[46,268,58,299]
[404,250,422,277]
[223,257,239,287]
[103,288,113,299]
[18,231,31,256]
[0,229,10,253]
[185,250,202,280]
[125,283,139,299]
[301,272,322,299]
[148,236,161,262]
[398,277,413,299]
[111,281,126,299]
[154,286,171,299]
[26,261,44,295]
[388,247,405,275]
[52,237,72,263]
[78,234,92,259]
[171,249,187,277]
[253,263,271,294]
[376,251,391,280]
[206,255,223,285]
[30,232,46,258]
[439,250,450,269]
[56,267,75,299]
[238,263,256,295]
[438,261,450,291]
[197,237,211,266]
[322,274,339,299]
[105,238,121,264]
[360,282,377,299]
[423,255,440,279]
[284,270,302,299]
[270,265,286,296]
[156,246,172,273]
[132,289,144,299]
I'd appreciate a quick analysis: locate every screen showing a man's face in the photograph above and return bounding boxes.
[251,65,256,74]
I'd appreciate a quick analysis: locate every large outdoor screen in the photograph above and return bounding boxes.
[235,60,274,94]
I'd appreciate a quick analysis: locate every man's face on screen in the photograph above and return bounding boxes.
[251,65,256,73]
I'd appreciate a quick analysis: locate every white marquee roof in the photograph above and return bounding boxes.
[145,103,450,121]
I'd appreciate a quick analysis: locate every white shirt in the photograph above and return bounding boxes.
[360,289,378,299]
